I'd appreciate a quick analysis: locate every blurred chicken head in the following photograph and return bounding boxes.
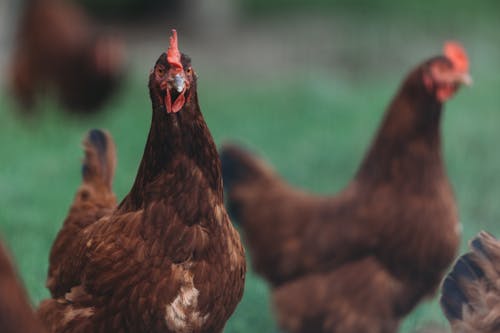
[423,41,471,102]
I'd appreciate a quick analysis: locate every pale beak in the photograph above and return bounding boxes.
[173,73,185,93]
[458,72,473,86]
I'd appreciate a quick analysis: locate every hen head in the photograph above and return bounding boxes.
[422,41,472,103]
[149,30,196,114]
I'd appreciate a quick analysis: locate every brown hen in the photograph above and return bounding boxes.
[9,0,124,114]
[0,240,47,333]
[38,30,245,333]
[221,42,471,333]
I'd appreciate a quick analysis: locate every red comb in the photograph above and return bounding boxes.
[443,41,469,73]
[167,29,183,70]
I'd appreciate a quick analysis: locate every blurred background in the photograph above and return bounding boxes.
[1,0,500,331]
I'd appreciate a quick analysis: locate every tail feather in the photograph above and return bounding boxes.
[220,144,271,191]
[220,144,275,223]
[45,130,117,298]
[81,129,116,190]
[440,231,500,332]
[440,253,482,320]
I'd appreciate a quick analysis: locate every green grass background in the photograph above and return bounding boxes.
[1,1,500,332]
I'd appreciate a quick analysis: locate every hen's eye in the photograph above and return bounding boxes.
[156,67,166,77]
[186,67,192,75]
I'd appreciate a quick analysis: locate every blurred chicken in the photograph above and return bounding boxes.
[38,30,245,333]
[0,239,47,333]
[441,231,500,333]
[9,0,124,114]
[221,42,471,333]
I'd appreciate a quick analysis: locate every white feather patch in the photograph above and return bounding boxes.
[63,306,95,325]
[165,270,209,332]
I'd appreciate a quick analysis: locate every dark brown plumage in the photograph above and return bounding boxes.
[9,0,124,114]
[0,240,47,333]
[441,231,500,333]
[221,43,470,333]
[38,32,245,333]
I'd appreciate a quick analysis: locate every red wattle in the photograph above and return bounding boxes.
[164,89,186,114]
[437,85,456,102]
[172,93,186,113]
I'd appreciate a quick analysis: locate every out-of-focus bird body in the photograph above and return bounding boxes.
[222,43,470,332]
[0,240,47,333]
[230,157,458,288]
[38,32,245,333]
[10,0,123,113]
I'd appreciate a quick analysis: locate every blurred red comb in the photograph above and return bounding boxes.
[443,41,469,73]
[167,29,183,70]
